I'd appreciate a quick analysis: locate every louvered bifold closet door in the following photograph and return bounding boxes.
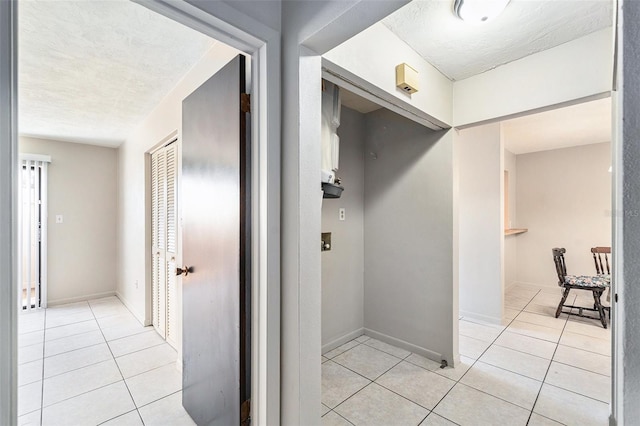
[151,141,178,345]
[165,143,178,346]
[151,148,168,339]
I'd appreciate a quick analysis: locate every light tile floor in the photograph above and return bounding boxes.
[17,296,195,426]
[322,284,611,425]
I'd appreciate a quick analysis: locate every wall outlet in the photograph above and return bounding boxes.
[55,215,63,224]
[339,208,346,221]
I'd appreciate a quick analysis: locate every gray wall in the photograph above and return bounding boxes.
[457,124,503,323]
[321,107,365,348]
[516,143,611,288]
[363,108,455,364]
[20,137,118,305]
[622,0,640,421]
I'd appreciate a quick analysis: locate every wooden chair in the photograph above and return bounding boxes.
[591,246,611,316]
[591,246,611,274]
[552,248,610,328]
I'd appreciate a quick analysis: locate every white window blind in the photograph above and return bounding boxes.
[18,156,49,311]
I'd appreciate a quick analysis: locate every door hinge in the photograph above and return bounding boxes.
[240,399,251,425]
[241,93,251,113]
[615,293,618,303]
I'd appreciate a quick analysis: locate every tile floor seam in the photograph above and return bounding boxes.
[135,389,182,410]
[41,341,107,364]
[372,377,441,412]
[471,359,545,385]
[96,408,138,425]
[550,358,611,378]
[41,318,96,333]
[524,301,572,425]
[556,342,610,356]
[111,341,171,360]
[39,309,47,426]
[361,340,413,360]
[427,297,534,422]
[325,409,356,425]
[89,302,141,416]
[542,381,611,405]
[123,359,180,381]
[323,341,363,360]
[41,375,125,409]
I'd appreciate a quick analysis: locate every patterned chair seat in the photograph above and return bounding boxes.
[564,274,610,289]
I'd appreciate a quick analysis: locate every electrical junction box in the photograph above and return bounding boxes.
[395,63,419,94]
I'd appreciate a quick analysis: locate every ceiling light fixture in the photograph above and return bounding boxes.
[453,0,511,23]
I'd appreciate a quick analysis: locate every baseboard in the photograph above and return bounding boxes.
[363,328,443,364]
[514,281,560,292]
[115,291,145,326]
[459,310,503,326]
[322,328,365,354]
[47,291,116,307]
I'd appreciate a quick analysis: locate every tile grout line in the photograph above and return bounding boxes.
[524,294,573,425]
[427,290,540,424]
[39,307,48,425]
[88,299,143,425]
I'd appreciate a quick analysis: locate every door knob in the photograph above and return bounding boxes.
[177,266,192,276]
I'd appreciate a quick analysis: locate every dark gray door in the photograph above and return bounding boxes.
[181,55,250,426]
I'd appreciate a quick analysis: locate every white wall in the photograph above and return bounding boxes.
[20,136,117,305]
[457,123,504,323]
[323,23,452,126]
[321,107,365,350]
[363,108,456,364]
[117,42,241,345]
[454,28,614,127]
[516,142,611,288]
[504,149,518,290]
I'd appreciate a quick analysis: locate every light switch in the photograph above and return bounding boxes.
[55,215,63,224]
[339,208,346,221]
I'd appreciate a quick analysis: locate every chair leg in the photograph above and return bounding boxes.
[556,287,570,318]
[592,290,608,329]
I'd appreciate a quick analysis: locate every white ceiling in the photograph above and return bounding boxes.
[383,0,613,81]
[19,0,215,147]
[502,97,611,154]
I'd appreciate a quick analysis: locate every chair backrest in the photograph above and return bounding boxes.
[591,246,611,275]
[552,247,567,286]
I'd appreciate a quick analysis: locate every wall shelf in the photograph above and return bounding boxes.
[505,228,528,236]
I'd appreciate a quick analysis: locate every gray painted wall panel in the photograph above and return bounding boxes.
[321,107,365,347]
[363,109,455,364]
[622,0,640,421]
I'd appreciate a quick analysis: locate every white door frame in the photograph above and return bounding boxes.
[0,0,281,424]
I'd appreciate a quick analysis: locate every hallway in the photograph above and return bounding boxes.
[321,285,611,425]
[17,297,193,426]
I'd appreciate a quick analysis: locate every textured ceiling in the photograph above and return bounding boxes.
[502,97,611,154]
[383,0,613,81]
[19,0,215,147]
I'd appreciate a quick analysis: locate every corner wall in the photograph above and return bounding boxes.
[516,142,611,288]
[321,107,365,350]
[363,109,455,364]
[504,149,518,290]
[20,137,118,305]
[457,123,504,323]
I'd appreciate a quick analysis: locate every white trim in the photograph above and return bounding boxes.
[115,291,147,326]
[130,2,281,424]
[47,291,118,307]
[321,59,447,131]
[0,1,18,423]
[321,328,365,354]
[363,328,444,363]
[459,310,504,326]
[19,153,51,163]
